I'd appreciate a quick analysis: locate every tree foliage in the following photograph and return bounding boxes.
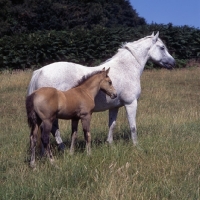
[0,25,199,70]
[0,0,199,70]
[0,0,146,36]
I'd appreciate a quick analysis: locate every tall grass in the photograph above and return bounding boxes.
[0,68,200,200]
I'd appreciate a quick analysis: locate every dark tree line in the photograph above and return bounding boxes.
[0,0,146,36]
[0,0,199,70]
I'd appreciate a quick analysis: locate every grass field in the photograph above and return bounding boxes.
[0,67,200,200]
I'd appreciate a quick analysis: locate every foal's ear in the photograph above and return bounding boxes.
[102,67,106,72]
[105,67,110,75]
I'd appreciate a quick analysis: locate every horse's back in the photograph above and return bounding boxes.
[30,62,93,93]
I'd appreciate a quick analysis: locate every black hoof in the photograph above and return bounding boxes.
[58,143,65,152]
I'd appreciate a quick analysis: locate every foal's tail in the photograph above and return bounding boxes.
[27,69,41,96]
[26,93,38,130]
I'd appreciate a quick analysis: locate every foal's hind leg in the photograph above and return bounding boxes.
[81,115,92,155]
[30,125,39,168]
[41,120,54,164]
[70,119,79,155]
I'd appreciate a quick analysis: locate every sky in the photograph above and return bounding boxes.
[129,0,200,28]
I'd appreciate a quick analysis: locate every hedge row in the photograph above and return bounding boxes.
[0,24,200,70]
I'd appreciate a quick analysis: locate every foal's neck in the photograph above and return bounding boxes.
[79,75,102,100]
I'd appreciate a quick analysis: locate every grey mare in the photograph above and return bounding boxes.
[27,32,175,150]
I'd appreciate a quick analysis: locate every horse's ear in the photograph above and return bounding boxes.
[102,67,106,72]
[106,67,110,75]
[152,31,159,44]
[151,32,154,36]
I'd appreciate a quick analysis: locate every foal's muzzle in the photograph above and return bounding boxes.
[110,93,117,99]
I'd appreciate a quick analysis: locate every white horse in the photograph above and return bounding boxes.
[27,32,175,150]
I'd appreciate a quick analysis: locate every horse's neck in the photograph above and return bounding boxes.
[125,41,150,66]
[103,49,145,79]
[84,38,152,79]
[123,39,152,74]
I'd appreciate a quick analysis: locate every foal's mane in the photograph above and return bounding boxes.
[73,70,103,88]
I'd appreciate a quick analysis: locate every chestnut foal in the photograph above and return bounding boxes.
[26,68,117,168]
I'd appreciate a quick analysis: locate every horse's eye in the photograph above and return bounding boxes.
[109,81,112,85]
[160,46,165,50]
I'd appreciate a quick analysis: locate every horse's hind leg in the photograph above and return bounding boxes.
[51,119,65,151]
[107,108,119,144]
[30,125,39,168]
[41,120,54,164]
[70,119,79,155]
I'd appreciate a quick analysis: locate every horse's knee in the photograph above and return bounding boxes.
[109,121,116,129]
[130,127,136,133]
[130,126,137,145]
[84,131,91,142]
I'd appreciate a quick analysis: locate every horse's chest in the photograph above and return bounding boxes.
[121,85,141,104]
[119,80,141,104]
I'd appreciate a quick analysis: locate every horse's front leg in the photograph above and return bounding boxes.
[81,115,92,155]
[125,100,138,145]
[107,108,119,144]
[70,119,79,155]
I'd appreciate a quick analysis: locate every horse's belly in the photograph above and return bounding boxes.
[93,92,123,112]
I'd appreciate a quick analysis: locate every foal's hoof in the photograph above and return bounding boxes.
[58,143,65,152]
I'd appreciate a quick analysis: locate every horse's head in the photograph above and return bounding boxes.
[148,32,175,69]
[100,68,117,99]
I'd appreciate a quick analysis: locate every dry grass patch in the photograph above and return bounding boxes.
[0,68,199,200]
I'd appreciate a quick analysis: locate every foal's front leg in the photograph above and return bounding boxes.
[81,115,92,155]
[70,119,79,155]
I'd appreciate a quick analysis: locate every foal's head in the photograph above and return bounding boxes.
[100,68,117,99]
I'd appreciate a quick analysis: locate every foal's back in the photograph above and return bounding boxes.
[58,87,94,119]
[33,86,94,120]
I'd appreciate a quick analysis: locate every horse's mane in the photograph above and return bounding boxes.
[101,35,166,65]
[73,70,103,88]
[100,36,155,65]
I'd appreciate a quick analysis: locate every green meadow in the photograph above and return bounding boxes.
[0,68,200,200]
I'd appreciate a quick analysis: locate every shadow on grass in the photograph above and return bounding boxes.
[24,126,133,163]
[50,127,132,154]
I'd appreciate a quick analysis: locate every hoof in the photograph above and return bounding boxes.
[58,143,65,152]
[69,150,74,156]
[30,162,36,169]
[106,138,113,144]
[136,144,143,151]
